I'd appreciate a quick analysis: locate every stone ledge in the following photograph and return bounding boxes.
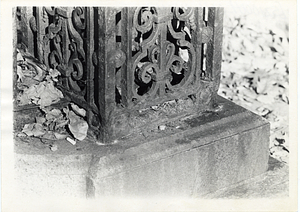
[88,104,269,197]
[14,96,270,198]
[203,156,289,199]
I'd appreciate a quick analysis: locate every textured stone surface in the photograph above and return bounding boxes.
[14,96,270,198]
[205,156,289,199]
[90,122,269,197]
[87,96,270,197]
[14,154,92,198]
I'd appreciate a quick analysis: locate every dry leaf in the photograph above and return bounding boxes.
[16,50,63,108]
[68,111,88,141]
[17,80,63,107]
[70,103,86,117]
[31,123,46,137]
[36,116,46,124]
[44,108,62,120]
[17,51,24,61]
[37,81,63,108]
[55,119,69,129]
[16,92,31,106]
[22,123,35,136]
[22,123,46,137]
[54,132,68,140]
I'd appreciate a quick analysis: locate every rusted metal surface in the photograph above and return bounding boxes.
[15,7,224,143]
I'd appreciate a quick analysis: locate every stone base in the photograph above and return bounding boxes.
[14,96,270,198]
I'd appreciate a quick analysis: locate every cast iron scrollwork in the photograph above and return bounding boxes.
[16,6,224,143]
[131,7,196,102]
[131,7,159,99]
[35,6,88,97]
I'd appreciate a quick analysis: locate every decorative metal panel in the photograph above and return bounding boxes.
[15,7,224,143]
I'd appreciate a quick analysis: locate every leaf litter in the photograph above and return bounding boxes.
[16,49,63,108]
[219,8,289,163]
[19,102,89,151]
[16,49,89,151]
[15,9,289,159]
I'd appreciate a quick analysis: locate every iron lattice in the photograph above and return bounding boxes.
[15,7,224,142]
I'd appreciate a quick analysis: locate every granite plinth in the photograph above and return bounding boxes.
[14,96,270,198]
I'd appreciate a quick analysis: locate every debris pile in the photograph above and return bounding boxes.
[15,49,89,151]
[18,104,89,150]
[16,49,64,108]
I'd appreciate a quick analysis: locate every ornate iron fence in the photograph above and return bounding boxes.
[15,7,224,143]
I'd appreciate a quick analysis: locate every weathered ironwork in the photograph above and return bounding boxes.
[15,7,224,143]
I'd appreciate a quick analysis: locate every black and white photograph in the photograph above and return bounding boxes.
[1,1,297,211]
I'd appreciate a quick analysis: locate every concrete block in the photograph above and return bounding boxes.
[14,154,92,198]
[14,96,269,198]
[88,96,270,197]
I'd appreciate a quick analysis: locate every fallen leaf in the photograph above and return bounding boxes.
[31,123,46,137]
[22,123,35,136]
[16,92,31,106]
[68,111,88,141]
[36,116,46,124]
[55,119,69,129]
[22,54,46,82]
[37,81,63,108]
[54,132,68,140]
[17,51,24,61]
[15,51,63,108]
[21,123,46,137]
[18,77,40,89]
[70,103,86,117]
[44,108,62,120]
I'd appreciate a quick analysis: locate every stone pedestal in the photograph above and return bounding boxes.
[14,96,269,198]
